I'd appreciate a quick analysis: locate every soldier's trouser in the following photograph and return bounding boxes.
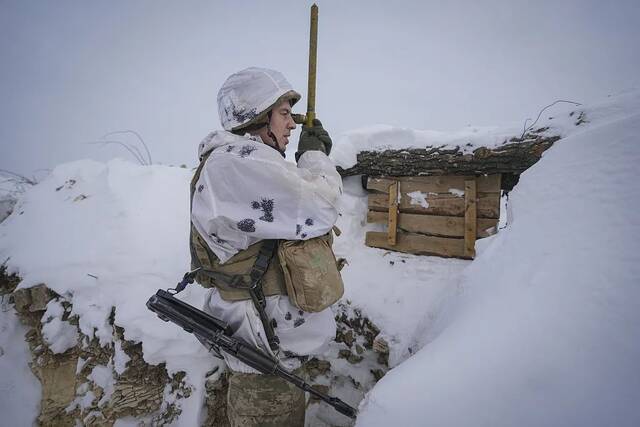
[227,370,305,427]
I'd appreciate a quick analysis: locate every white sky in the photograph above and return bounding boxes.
[1,0,639,176]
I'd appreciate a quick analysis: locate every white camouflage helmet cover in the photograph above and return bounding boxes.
[217,67,301,132]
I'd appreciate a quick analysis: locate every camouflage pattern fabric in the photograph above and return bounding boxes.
[227,371,305,427]
[189,150,288,302]
[277,232,344,312]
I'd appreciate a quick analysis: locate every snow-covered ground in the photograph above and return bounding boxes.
[0,161,218,425]
[1,89,639,425]
[0,197,15,223]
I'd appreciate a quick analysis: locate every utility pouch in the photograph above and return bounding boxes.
[277,232,344,312]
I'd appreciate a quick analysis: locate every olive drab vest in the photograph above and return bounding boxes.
[189,149,288,301]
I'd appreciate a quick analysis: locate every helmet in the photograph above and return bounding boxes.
[217,67,301,132]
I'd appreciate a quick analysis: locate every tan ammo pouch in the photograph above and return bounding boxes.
[277,232,344,312]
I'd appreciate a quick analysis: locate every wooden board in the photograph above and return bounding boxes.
[388,181,398,245]
[367,211,498,238]
[367,175,501,194]
[368,192,500,218]
[464,180,477,258]
[366,231,469,258]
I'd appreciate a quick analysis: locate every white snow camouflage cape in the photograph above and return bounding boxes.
[191,130,343,370]
[192,130,342,263]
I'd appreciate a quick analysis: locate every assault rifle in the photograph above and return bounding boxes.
[146,289,357,419]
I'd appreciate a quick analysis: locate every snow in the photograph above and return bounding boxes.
[66,384,96,413]
[0,159,216,424]
[113,340,130,375]
[331,124,515,170]
[355,90,640,426]
[0,299,41,425]
[329,96,592,171]
[41,299,78,353]
[76,356,87,374]
[1,89,639,425]
[89,363,116,406]
[0,196,16,223]
[406,190,430,209]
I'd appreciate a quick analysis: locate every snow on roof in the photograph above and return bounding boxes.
[331,89,640,171]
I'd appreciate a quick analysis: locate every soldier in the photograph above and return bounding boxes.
[190,67,343,426]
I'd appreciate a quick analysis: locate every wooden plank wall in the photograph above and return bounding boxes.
[365,175,501,259]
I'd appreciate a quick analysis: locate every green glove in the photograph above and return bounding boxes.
[295,118,333,162]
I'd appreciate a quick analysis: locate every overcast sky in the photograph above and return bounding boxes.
[1,0,639,176]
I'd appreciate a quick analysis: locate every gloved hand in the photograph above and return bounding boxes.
[295,118,332,162]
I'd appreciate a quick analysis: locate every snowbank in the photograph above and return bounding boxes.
[0,159,216,424]
[355,91,640,426]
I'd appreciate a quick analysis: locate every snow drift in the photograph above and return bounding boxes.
[355,90,640,426]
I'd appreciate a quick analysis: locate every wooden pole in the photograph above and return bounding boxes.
[464,179,477,258]
[306,4,318,127]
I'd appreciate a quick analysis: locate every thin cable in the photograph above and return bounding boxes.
[85,140,146,165]
[521,99,582,139]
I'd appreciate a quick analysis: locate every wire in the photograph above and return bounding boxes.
[520,99,582,140]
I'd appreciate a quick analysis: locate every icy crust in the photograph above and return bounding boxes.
[355,90,640,426]
[330,89,640,170]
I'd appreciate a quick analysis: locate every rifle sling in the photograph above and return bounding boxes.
[248,239,280,351]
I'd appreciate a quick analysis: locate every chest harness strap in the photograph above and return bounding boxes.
[175,239,281,352]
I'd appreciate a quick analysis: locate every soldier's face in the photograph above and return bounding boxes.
[267,100,296,151]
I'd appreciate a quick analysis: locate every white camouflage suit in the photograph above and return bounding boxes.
[191,67,343,426]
